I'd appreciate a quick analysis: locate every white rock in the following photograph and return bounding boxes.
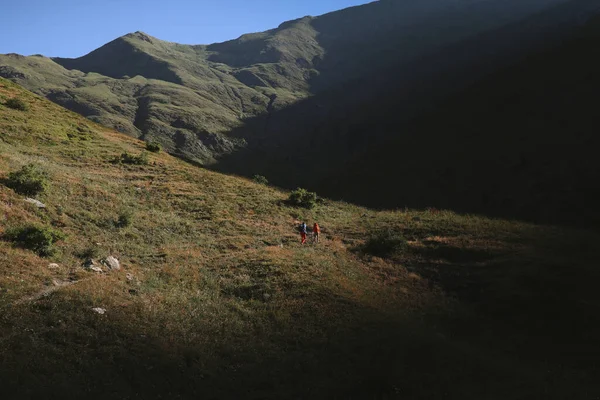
[102,256,120,271]
[48,263,60,269]
[24,198,46,208]
[126,273,134,282]
[90,266,104,273]
[92,308,106,315]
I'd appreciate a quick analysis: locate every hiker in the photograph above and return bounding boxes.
[313,222,321,243]
[299,222,308,244]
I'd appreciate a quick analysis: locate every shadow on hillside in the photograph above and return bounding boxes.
[0,291,475,399]
[3,229,600,399]
[209,5,600,229]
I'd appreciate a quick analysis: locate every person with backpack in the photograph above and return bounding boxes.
[299,222,308,244]
[313,223,321,244]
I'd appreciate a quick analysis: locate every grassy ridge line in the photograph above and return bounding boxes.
[1,77,600,398]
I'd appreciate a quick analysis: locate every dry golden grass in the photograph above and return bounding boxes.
[1,78,600,399]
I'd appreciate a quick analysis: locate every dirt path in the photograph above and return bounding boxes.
[14,279,85,305]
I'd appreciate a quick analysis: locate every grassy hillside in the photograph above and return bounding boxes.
[2,79,600,399]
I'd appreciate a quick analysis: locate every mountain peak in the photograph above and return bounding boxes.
[124,31,156,44]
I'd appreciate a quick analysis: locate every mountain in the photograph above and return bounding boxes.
[2,77,600,399]
[1,0,599,228]
[0,0,592,163]
[316,14,600,227]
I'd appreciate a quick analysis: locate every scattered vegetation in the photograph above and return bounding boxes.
[252,174,269,185]
[3,224,65,257]
[362,228,407,258]
[4,164,49,196]
[112,151,149,165]
[288,187,317,209]
[75,245,101,260]
[145,141,161,153]
[4,97,28,111]
[116,210,134,228]
[2,77,600,399]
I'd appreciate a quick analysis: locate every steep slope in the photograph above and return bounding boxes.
[314,14,600,227]
[1,78,600,399]
[212,0,600,228]
[0,0,589,167]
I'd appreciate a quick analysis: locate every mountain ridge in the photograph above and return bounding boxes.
[1,0,599,227]
[1,0,584,165]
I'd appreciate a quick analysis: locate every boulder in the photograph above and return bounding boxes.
[102,256,120,271]
[24,198,46,208]
[48,263,60,269]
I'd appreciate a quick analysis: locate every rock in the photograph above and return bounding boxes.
[48,263,60,269]
[92,307,106,315]
[102,256,120,271]
[83,259,96,269]
[24,198,46,208]
[90,266,104,273]
[126,273,134,282]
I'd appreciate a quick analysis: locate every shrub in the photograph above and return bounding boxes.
[113,151,149,165]
[75,245,101,260]
[5,164,49,196]
[145,141,161,153]
[5,98,29,111]
[116,210,133,228]
[363,228,407,258]
[288,188,317,209]
[4,224,65,257]
[253,175,269,185]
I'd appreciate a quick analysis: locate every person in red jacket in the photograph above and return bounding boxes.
[313,223,321,244]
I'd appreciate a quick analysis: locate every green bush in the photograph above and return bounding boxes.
[75,245,101,260]
[145,142,161,153]
[4,224,65,257]
[116,210,133,228]
[363,228,407,258]
[5,98,29,111]
[253,175,269,185]
[113,151,149,165]
[288,188,317,209]
[5,164,49,196]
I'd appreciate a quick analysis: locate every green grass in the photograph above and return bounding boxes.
[1,77,600,399]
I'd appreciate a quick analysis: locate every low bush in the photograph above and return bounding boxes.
[288,188,317,209]
[145,142,161,153]
[4,224,65,257]
[253,175,269,185]
[116,210,133,228]
[5,98,29,111]
[363,228,407,258]
[5,164,49,196]
[75,245,101,260]
[113,151,149,165]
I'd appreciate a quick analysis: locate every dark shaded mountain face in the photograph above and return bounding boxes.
[316,16,600,228]
[1,0,599,226]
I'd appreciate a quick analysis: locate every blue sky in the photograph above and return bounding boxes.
[0,0,373,57]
